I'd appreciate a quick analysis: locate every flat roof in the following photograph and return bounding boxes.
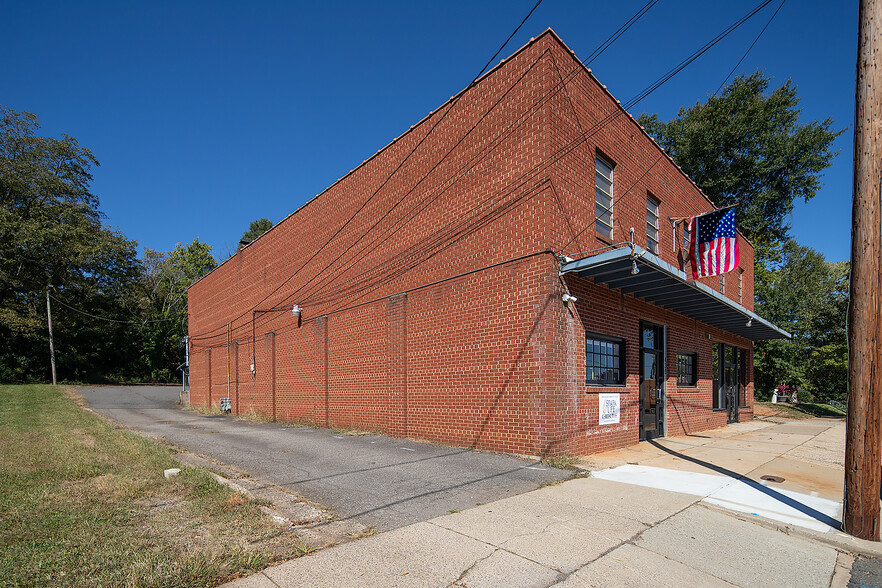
[559,246,790,341]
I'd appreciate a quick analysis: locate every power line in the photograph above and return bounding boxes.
[48,293,178,325]
[194,1,655,344]
[581,0,658,65]
[621,0,775,112]
[258,0,548,314]
[473,0,546,80]
[713,0,786,97]
[191,1,772,344]
[187,0,548,342]
[190,0,656,343]
[262,50,551,311]
[276,0,772,315]
[267,2,661,314]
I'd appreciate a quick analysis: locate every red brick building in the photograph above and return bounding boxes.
[187,30,787,458]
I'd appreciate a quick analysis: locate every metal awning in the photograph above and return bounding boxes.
[559,246,790,341]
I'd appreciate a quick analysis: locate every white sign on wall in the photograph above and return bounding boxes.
[598,393,620,425]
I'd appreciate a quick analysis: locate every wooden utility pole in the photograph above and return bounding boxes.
[46,286,57,386]
[844,0,882,541]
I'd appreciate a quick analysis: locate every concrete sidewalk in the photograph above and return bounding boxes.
[226,417,881,587]
[584,418,846,534]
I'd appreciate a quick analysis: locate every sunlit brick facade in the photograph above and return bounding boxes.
[188,30,770,457]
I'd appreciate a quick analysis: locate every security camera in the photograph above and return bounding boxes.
[562,293,578,304]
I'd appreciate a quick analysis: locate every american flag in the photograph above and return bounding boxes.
[688,207,739,279]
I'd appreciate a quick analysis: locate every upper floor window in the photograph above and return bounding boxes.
[646,195,660,254]
[738,268,744,304]
[595,156,614,239]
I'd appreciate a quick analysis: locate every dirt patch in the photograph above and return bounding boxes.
[135,492,309,561]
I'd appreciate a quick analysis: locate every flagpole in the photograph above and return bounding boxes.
[669,202,740,225]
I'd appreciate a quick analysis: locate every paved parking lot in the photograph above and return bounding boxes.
[78,385,570,531]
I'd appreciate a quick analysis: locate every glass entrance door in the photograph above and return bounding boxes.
[724,347,739,424]
[714,343,742,423]
[639,323,665,441]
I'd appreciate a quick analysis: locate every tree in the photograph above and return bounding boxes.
[638,73,844,262]
[754,241,848,401]
[0,106,143,382]
[637,76,847,402]
[240,218,273,244]
[140,240,216,381]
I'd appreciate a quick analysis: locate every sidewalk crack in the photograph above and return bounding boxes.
[447,548,500,587]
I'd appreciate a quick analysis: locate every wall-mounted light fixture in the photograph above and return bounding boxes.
[562,293,578,304]
[292,304,302,317]
[631,260,640,275]
[745,318,753,327]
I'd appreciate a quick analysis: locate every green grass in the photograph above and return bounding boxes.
[794,402,846,418]
[0,385,310,587]
[542,454,581,471]
[756,400,846,420]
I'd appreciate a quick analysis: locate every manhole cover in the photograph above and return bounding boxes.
[760,475,785,483]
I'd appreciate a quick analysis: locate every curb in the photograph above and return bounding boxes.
[701,502,882,558]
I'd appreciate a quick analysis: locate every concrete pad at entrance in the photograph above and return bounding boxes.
[593,464,732,496]
[557,543,738,587]
[639,446,773,477]
[744,456,844,501]
[637,506,839,588]
[225,439,853,588]
[578,445,671,471]
[539,477,699,526]
[652,435,714,449]
[593,464,841,533]
[699,421,772,437]
[701,437,802,455]
[639,452,735,476]
[704,480,841,532]
[674,445,784,474]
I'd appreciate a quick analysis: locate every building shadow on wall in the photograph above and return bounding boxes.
[668,397,713,438]
[647,438,841,530]
[468,292,552,453]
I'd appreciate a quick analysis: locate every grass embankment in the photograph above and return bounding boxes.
[0,385,309,587]
[755,400,846,420]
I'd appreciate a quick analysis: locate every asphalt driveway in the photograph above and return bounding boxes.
[78,385,569,531]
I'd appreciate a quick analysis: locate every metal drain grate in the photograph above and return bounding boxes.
[760,475,785,483]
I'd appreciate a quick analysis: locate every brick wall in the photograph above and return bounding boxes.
[555,275,754,456]
[188,30,760,457]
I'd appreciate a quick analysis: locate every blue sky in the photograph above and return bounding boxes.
[1,0,855,262]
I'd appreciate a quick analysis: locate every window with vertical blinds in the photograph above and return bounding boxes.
[595,156,614,239]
